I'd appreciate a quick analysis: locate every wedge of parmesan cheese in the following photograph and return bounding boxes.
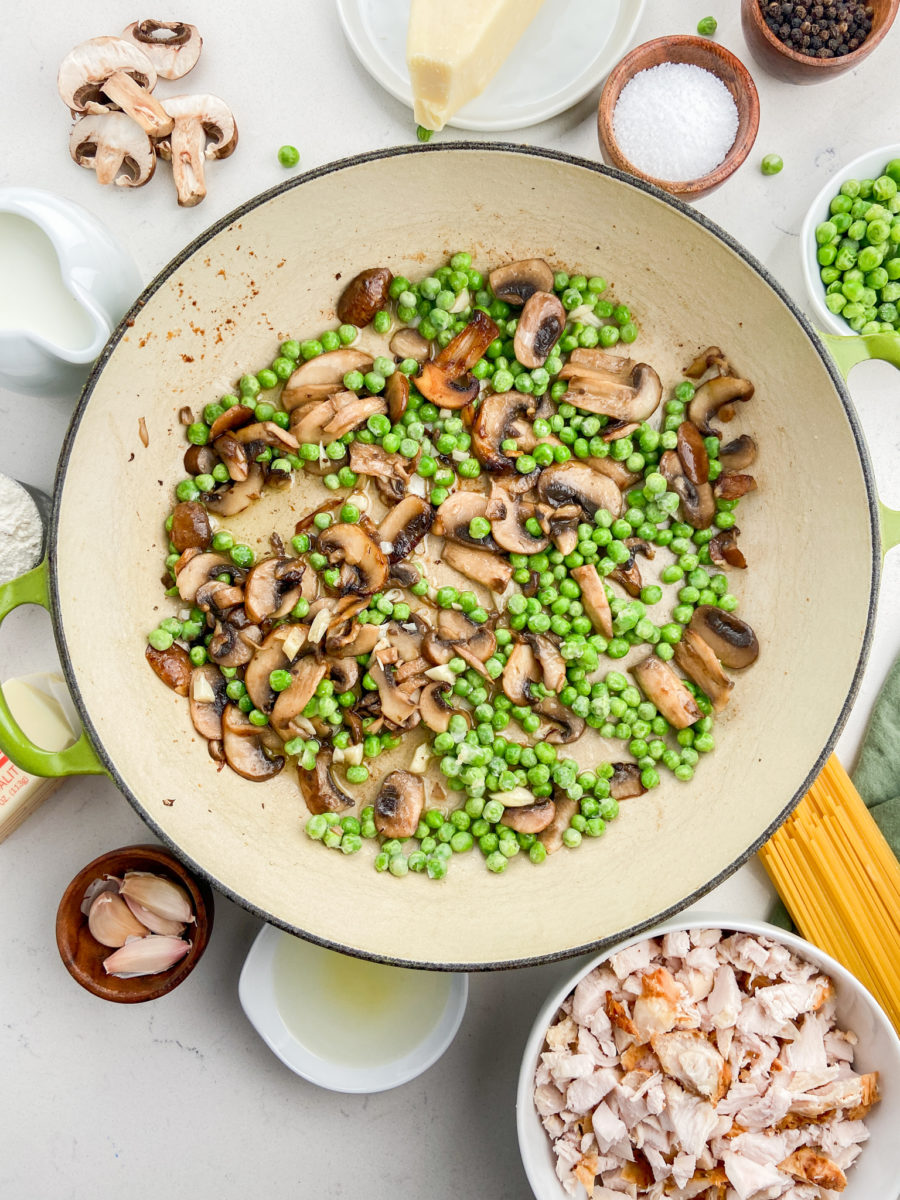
[407,0,546,131]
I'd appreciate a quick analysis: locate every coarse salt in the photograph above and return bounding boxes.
[613,62,739,182]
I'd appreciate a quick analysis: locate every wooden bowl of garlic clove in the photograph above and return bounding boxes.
[56,843,214,1003]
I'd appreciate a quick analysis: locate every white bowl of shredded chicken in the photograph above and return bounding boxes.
[517,916,900,1200]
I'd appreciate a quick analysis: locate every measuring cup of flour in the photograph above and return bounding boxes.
[0,188,141,397]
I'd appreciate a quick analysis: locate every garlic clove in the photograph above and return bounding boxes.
[87,891,149,947]
[80,874,122,917]
[122,895,186,937]
[119,871,195,924]
[102,935,192,978]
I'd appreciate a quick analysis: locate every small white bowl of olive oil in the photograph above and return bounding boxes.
[238,924,468,1093]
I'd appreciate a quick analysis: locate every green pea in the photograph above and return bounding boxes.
[761,154,784,176]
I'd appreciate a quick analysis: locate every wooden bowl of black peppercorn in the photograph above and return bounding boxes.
[741,0,898,82]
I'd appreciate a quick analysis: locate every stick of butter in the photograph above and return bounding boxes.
[407,0,547,131]
[0,673,81,843]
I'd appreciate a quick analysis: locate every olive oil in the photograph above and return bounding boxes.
[273,932,452,1066]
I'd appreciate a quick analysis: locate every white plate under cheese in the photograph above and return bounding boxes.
[336,0,646,133]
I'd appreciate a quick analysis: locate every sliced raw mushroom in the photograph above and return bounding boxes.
[58,36,174,137]
[432,490,498,549]
[208,620,262,668]
[676,421,709,486]
[297,748,354,814]
[390,327,431,363]
[69,113,156,187]
[571,564,613,639]
[674,629,734,712]
[348,442,416,503]
[709,528,747,569]
[121,20,202,80]
[317,523,389,595]
[145,642,192,694]
[689,606,759,668]
[203,462,264,517]
[514,291,566,368]
[156,94,238,207]
[336,267,393,327]
[189,665,227,739]
[221,703,284,781]
[558,358,662,423]
[174,551,234,602]
[170,501,211,552]
[374,771,425,839]
[632,655,702,730]
[714,473,757,501]
[537,461,623,521]
[420,681,460,733]
[471,390,537,471]
[718,434,758,472]
[488,258,554,306]
[376,496,434,563]
[688,375,754,437]
[486,483,548,554]
[441,542,512,592]
[385,371,409,424]
[244,630,295,713]
[539,794,578,853]
[659,450,714,530]
[609,763,646,800]
[244,557,306,623]
[537,696,585,744]
[500,799,556,834]
[415,311,499,408]
[282,349,374,411]
[271,656,328,737]
[368,655,419,726]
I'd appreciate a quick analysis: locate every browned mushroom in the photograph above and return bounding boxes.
[486,483,548,554]
[558,356,662,423]
[195,579,243,620]
[189,665,227,739]
[390,326,432,363]
[209,403,256,440]
[609,763,646,800]
[514,291,566,368]
[420,681,460,733]
[714,473,757,501]
[232,421,299,453]
[297,748,354,814]
[374,771,425,838]
[537,461,623,521]
[377,496,433,563]
[174,551,234,602]
[601,420,640,443]
[69,114,157,187]
[708,528,747,569]
[539,794,578,853]
[145,642,192,694]
[329,658,359,693]
[203,462,264,517]
[348,442,417,503]
[337,268,393,327]
[527,634,567,694]
[585,455,642,491]
[367,654,419,726]
[121,20,202,79]
[415,310,499,408]
[571,564,613,638]
[632,655,702,730]
[432,490,498,549]
[155,94,238,207]
[282,349,374,411]
[488,258,554,305]
[537,697,585,744]
[684,346,732,379]
[501,641,541,704]
[442,542,512,592]
[221,704,284,781]
[674,630,734,712]
[183,444,218,476]
[688,375,754,437]
[208,620,262,668]
[689,606,759,668]
[471,390,536,472]
[212,433,249,482]
[423,610,496,667]
[608,538,653,599]
[659,450,715,530]
[676,422,709,486]
[317,523,390,595]
[244,557,306,623]
[501,799,557,834]
[271,656,328,737]
[385,371,410,424]
[244,629,295,713]
[718,434,758,472]
[58,36,174,137]
[170,501,211,552]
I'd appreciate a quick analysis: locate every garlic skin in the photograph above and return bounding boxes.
[122,895,185,937]
[87,892,149,948]
[80,875,121,917]
[119,871,194,924]
[102,935,192,978]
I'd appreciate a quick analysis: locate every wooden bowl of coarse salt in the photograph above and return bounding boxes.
[598,35,760,200]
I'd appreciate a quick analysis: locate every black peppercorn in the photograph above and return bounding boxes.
[759,0,873,57]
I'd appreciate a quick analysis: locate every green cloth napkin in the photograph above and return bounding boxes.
[769,655,900,929]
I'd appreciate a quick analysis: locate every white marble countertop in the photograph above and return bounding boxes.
[1,3,899,1197]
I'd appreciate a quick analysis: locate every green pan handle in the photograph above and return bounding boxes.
[0,560,106,778]
[821,330,900,557]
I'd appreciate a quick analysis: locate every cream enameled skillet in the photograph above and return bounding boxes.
[1,145,899,969]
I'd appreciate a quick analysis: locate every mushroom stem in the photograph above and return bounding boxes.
[100,69,173,136]
[168,115,207,206]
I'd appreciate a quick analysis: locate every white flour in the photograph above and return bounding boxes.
[0,475,44,585]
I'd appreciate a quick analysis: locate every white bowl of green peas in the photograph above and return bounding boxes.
[801,143,900,336]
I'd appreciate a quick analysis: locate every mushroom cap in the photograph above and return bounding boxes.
[170,501,212,552]
[500,799,557,834]
[271,656,328,738]
[708,528,748,570]
[209,403,255,440]
[59,36,157,112]
[632,655,702,731]
[488,258,554,306]
[221,704,284,781]
[174,551,234,603]
[317,522,390,595]
[486,483,548,555]
[502,641,540,704]
[441,541,512,593]
[121,20,202,80]
[69,113,156,187]
[145,642,192,695]
[537,461,623,520]
[536,696,585,744]
[156,93,238,160]
[676,421,710,486]
[514,291,566,369]
[243,556,305,623]
[689,606,759,668]
[203,462,264,517]
[472,391,536,472]
[432,490,498,549]
[688,375,754,437]
[390,327,431,363]
[189,665,228,740]
[282,349,374,411]
[374,771,426,839]
[558,359,662,423]
[297,749,355,815]
[208,620,262,668]
[336,268,393,328]
[376,495,433,563]
[609,763,646,800]
[368,655,419,726]
[420,681,459,733]
[414,311,498,408]
[571,564,613,639]
[658,451,715,531]
[718,434,758,472]
[673,629,734,713]
[244,629,295,714]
